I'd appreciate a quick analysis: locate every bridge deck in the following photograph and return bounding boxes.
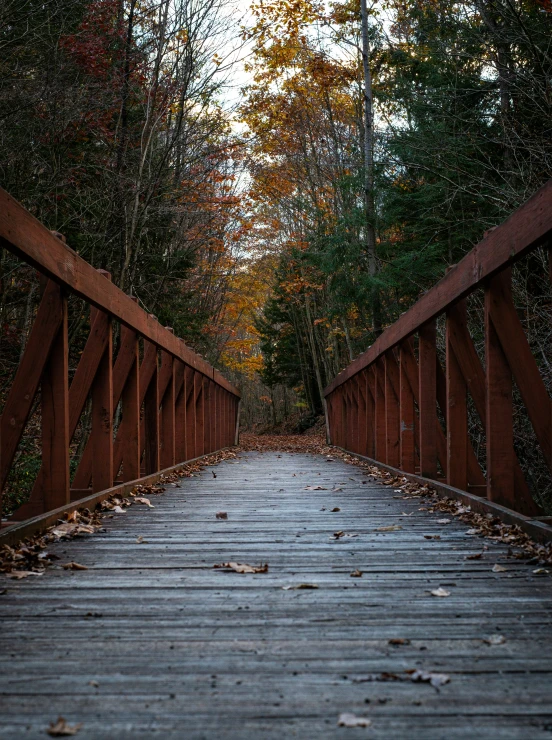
[1,451,552,739]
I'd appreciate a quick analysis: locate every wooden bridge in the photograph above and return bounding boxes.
[1,183,552,737]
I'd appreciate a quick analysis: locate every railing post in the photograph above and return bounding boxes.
[399,342,415,473]
[195,373,205,457]
[365,368,375,458]
[174,361,186,463]
[350,377,359,453]
[446,303,468,490]
[120,324,140,482]
[185,366,196,460]
[203,378,211,453]
[143,343,160,474]
[160,348,175,469]
[356,370,367,455]
[91,271,113,493]
[485,273,515,507]
[384,352,400,466]
[418,321,437,479]
[374,359,386,462]
[41,284,70,510]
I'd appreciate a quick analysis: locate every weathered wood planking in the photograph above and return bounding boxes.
[1,452,552,739]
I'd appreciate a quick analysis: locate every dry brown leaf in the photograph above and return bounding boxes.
[388,638,410,645]
[492,564,507,573]
[282,583,319,590]
[7,570,42,579]
[350,569,363,578]
[62,562,88,571]
[437,519,451,524]
[424,535,441,540]
[331,507,341,512]
[135,536,148,544]
[304,485,327,490]
[214,562,268,574]
[47,717,82,736]
[134,497,154,508]
[337,713,371,728]
[376,525,402,532]
[430,587,450,597]
[112,505,126,514]
[533,568,550,575]
[216,511,228,519]
[466,553,482,560]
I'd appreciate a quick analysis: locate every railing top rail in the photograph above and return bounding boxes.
[324,178,552,397]
[0,187,239,397]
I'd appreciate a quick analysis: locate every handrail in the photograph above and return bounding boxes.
[0,188,237,395]
[323,180,552,519]
[0,189,240,526]
[324,179,552,396]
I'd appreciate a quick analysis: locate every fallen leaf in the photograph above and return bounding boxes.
[466,553,482,560]
[88,680,99,687]
[304,485,327,491]
[492,564,507,572]
[465,528,480,535]
[331,531,358,540]
[430,587,450,597]
[424,535,441,540]
[135,536,148,544]
[437,519,451,524]
[376,525,402,532]
[134,497,154,508]
[47,717,82,736]
[216,511,228,519]
[331,507,341,512]
[350,570,363,578]
[212,471,217,478]
[62,562,88,571]
[483,635,506,645]
[408,669,450,688]
[533,568,550,575]
[6,570,42,580]
[337,713,371,728]
[112,505,126,514]
[214,562,268,574]
[388,638,410,646]
[282,583,319,590]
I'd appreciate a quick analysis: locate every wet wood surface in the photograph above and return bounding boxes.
[1,451,552,738]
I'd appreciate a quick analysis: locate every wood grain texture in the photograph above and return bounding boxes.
[1,451,552,739]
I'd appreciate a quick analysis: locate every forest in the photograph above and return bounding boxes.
[1,0,551,431]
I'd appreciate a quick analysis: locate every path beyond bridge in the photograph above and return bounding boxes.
[1,450,552,739]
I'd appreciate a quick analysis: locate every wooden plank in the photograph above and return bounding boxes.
[91,310,113,493]
[159,353,175,469]
[399,343,415,473]
[374,360,386,462]
[195,372,205,458]
[2,451,552,739]
[174,361,186,463]
[143,344,159,475]
[365,367,376,459]
[324,179,552,396]
[0,188,239,396]
[418,321,437,478]
[485,276,515,508]
[384,352,400,466]
[41,287,70,512]
[0,280,63,494]
[446,310,468,490]
[447,300,535,510]
[74,309,141,488]
[120,326,140,482]
[486,268,552,471]
[185,366,196,460]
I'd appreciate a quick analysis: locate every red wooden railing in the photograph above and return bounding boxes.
[324,180,552,518]
[0,188,240,526]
